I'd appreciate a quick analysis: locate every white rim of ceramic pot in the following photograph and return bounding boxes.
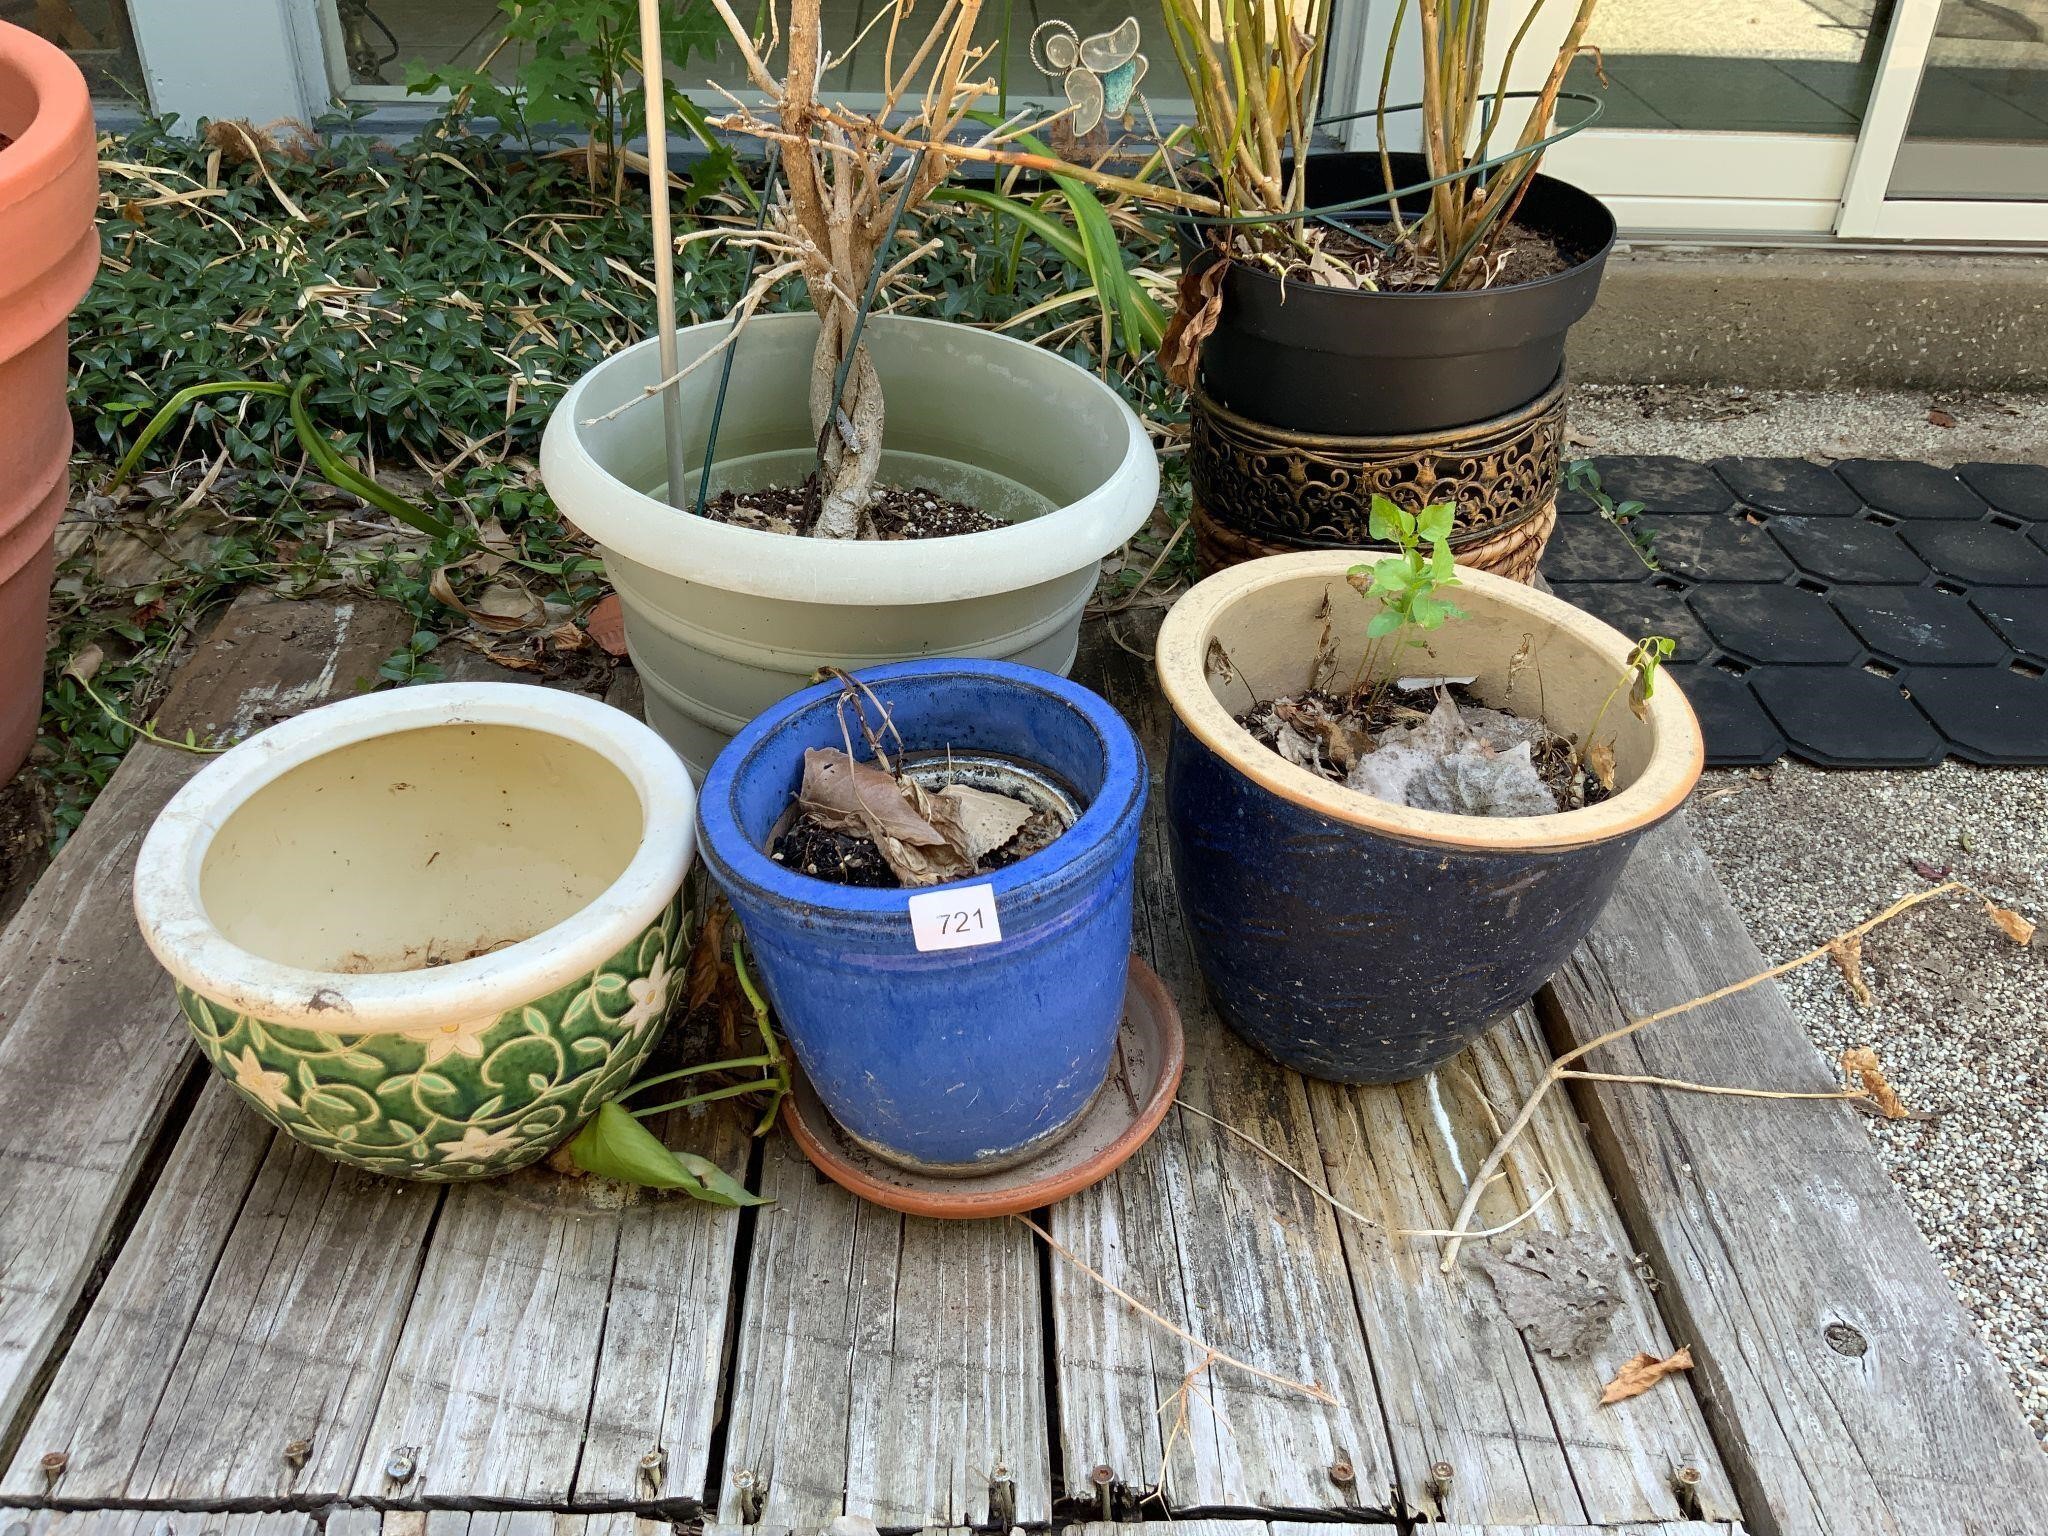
[540,314,1159,605]
[132,682,696,1032]
[1156,553,1705,853]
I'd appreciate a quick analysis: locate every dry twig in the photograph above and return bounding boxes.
[1011,1211,1336,1405]
[1438,880,2027,1271]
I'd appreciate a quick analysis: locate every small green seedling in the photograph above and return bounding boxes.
[1563,460,1658,571]
[1625,633,1675,720]
[1577,633,1677,790]
[1345,495,1466,693]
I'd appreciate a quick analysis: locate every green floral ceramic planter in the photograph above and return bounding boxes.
[177,892,689,1180]
[134,683,701,1186]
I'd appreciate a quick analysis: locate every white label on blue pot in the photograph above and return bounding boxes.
[908,883,1004,952]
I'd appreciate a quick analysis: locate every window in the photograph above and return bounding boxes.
[328,0,1192,117]
[3,0,144,96]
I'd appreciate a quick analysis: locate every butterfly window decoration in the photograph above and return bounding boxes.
[1029,17,1147,136]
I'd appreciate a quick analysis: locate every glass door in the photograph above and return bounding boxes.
[1838,0,2048,236]
[1346,1,1902,236]
[1533,0,1899,235]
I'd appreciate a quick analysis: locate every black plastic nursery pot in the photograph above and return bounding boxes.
[1194,151,1617,438]
[1155,553,1702,1084]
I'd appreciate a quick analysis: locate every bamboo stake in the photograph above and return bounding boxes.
[638,0,690,508]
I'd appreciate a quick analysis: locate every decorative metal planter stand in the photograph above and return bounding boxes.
[1187,370,1567,583]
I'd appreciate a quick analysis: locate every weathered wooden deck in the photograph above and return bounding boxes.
[2,594,2044,1536]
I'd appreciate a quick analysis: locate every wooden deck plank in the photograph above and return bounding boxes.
[0,598,414,1458]
[1052,625,1400,1516]
[0,1512,319,1536]
[1354,1526,1746,1535]
[0,1081,270,1498]
[1,1070,443,1504]
[345,1164,685,1505]
[1544,816,2048,1536]
[566,1103,752,1508]
[1302,1003,1736,1527]
[569,659,758,1512]
[346,1516,661,1536]
[344,1168,612,1504]
[111,1131,438,1501]
[715,1135,1048,1528]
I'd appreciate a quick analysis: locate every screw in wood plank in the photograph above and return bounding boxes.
[38,1451,66,1490]
[1090,1462,1114,1519]
[384,1446,419,1483]
[988,1463,1016,1526]
[733,1466,767,1522]
[1427,1461,1456,1499]
[639,1447,667,1491]
[283,1437,312,1470]
[1824,1321,1869,1357]
[1327,1459,1354,1487]
[1672,1463,1704,1518]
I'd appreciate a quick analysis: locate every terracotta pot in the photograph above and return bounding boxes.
[0,22,97,779]
[1156,554,1703,1083]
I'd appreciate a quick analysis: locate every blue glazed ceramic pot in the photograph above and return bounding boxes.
[1157,554,1703,1084]
[697,658,1146,1171]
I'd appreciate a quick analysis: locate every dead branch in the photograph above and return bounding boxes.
[1437,880,2029,1272]
[1174,1098,1560,1243]
[1012,1211,1338,1406]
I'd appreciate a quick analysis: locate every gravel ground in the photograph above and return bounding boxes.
[1690,764,2048,1441]
[1580,381,2048,1442]
[1568,380,2048,465]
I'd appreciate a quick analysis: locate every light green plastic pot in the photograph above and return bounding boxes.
[540,312,1159,776]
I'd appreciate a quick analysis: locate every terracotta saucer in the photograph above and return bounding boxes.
[782,955,1185,1218]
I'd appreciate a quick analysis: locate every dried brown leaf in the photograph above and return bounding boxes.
[1842,1045,1910,1119]
[1983,900,2036,947]
[929,783,1033,863]
[587,593,628,656]
[1828,934,1873,1008]
[1927,407,1956,428]
[1204,637,1238,689]
[685,898,732,1015]
[1474,1232,1621,1360]
[1599,1346,1693,1406]
[63,645,104,686]
[1275,697,1363,772]
[475,582,544,630]
[1161,255,1227,393]
[430,567,543,634]
[1586,739,1617,793]
[1505,634,1534,695]
[798,748,972,888]
[800,747,939,844]
[1309,590,1339,693]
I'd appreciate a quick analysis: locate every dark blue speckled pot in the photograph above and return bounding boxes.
[1158,554,1703,1085]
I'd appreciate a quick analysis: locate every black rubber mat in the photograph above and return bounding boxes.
[1543,457,2048,768]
